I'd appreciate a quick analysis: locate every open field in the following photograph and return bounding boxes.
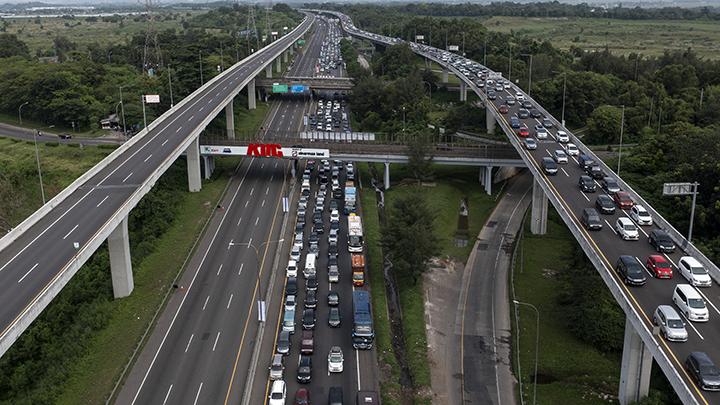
[482,16,720,59]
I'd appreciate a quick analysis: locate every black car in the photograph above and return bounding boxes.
[649,229,676,253]
[542,157,558,175]
[578,175,596,192]
[686,352,720,391]
[297,355,312,383]
[487,90,496,100]
[616,255,647,286]
[302,308,316,330]
[305,289,317,309]
[285,277,298,296]
[601,177,621,194]
[542,117,553,128]
[312,212,323,225]
[530,109,542,118]
[308,232,319,245]
[329,199,339,210]
[578,153,595,170]
[306,274,318,291]
[521,100,533,109]
[313,222,324,234]
[328,243,339,257]
[510,116,521,129]
[518,108,530,119]
[595,195,616,214]
[59,133,72,139]
[328,307,341,327]
[327,291,339,306]
[329,221,339,231]
[586,164,604,180]
[581,208,603,231]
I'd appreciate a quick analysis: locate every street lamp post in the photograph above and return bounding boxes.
[118,86,127,137]
[617,104,625,176]
[167,66,174,108]
[513,299,540,405]
[402,106,406,132]
[230,238,285,322]
[560,73,566,127]
[520,53,533,96]
[33,130,46,205]
[199,50,204,85]
[18,101,29,126]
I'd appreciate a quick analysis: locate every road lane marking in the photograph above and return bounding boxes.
[228,239,233,250]
[18,263,39,283]
[202,296,210,311]
[199,106,204,112]
[678,311,705,340]
[663,254,678,268]
[161,139,169,146]
[176,126,182,133]
[262,199,266,207]
[144,154,153,163]
[189,115,194,121]
[255,217,260,226]
[244,200,249,208]
[217,264,223,276]
[237,217,242,226]
[238,263,244,276]
[162,385,173,405]
[96,195,109,207]
[579,191,590,202]
[695,289,720,317]
[605,220,616,234]
[356,349,362,390]
[184,334,194,353]
[247,237,252,247]
[122,172,133,183]
[561,168,569,177]
[193,382,203,405]
[227,294,234,309]
[212,331,221,351]
[250,187,254,196]
[636,256,655,278]
[266,186,270,195]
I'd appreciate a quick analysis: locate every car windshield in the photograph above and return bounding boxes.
[624,224,637,231]
[628,267,644,277]
[688,298,705,309]
[691,266,707,275]
[656,261,671,269]
[667,319,684,329]
[271,393,283,399]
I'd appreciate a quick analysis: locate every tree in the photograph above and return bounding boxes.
[585,105,623,144]
[0,34,29,58]
[406,132,434,182]
[381,191,440,284]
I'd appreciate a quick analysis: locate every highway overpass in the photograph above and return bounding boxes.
[0,14,314,361]
[322,9,720,405]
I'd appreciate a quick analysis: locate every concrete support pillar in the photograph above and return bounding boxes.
[291,160,298,178]
[265,64,272,79]
[486,103,496,134]
[186,136,201,192]
[442,68,449,83]
[479,167,485,186]
[383,162,390,190]
[619,318,652,405]
[247,78,256,110]
[484,166,493,195]
[460,81,467,102]
[283,50,289,63]
[202,155,215,180]
[275,57,281,73]
[225,99,235,140]
[530,178,548,235]
[108,217,133,299]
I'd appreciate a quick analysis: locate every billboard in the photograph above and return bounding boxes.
[272,83,289,93]
[200,144,330,159]
[448,45,459,51]
[415,35,424,41]
[291,84,306,93]
[143,94,160,103]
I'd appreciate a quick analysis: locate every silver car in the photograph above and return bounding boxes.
[653,305,688,342]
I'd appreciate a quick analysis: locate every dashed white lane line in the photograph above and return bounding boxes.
[192,382,203,405]
[636,256,655,278]
[237,217,242,226]
[247,237,252,247]
[255,217,260,226]
[189,115,194,121]
[695,289,720,317]
[161,139,169,146]
[96,195,109,208]
[62,224,79,240]
[18,263,39,283]
[212,331,221,351]
[678,311,705,340]
[162,384,173,405]
[202,295,210,311]
[605,220,616,234]
[217,264,223,276]
[238,263,244,276]
[663,254,678,267]
[244,200,249,208]
[250,187,254,196]
[184,334,194,353]
[561,168,569,177]
[144,154,153,163]
[199,106,204,112]
[227,294,234,309]
[175,126,182,133]
[122,172,133,183]
[579,191,590,202]
[266,186,270,195]
[356,348,362,390]
[261,199,265,207]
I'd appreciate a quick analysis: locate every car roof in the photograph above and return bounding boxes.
[617,217,633,225]
[676,284,702,297]
[657,305,681,319]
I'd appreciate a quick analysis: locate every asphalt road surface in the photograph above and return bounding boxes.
[0,15,313,367]
[0,122,124,145]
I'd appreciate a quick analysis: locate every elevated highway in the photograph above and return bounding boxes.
[0,14,314,360]
[323,9,720,405]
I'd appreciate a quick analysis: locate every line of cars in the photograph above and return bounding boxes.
[309,97,351,133]
[315,17,342,76]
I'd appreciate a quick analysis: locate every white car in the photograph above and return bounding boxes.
[515,91,525,101]
[504,81,511,89]
[615,217,639,241]
[286,260,298,277]
[268,380,286,405]
[678,256,712,287]
[630,205,653,226]
[556,130,570,143]
[330,209,340,223]
[285,295,296,312]
[553,150,568,164]
[328,229,339,244]
[566,143,579,156]
[328,346,344,373]
[525,138,537,150]
[290,244,301,261]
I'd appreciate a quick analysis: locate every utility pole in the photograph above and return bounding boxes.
[33,130,46,204]
[699,87,704,110]
[483,35,487,66]
[18,101,29,125]
[561,73,566,126]
[199,50,204,85]
[617,105,625,176]
[118,86,127,136]
[167,67,174,107]
[508,43,512,80]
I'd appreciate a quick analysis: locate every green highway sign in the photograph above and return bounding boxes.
[297,39,306,46]
[272,83,289,93]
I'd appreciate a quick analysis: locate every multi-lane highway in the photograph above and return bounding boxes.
[331,10,720,403]
[0,15,313,361]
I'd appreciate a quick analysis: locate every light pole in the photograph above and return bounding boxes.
[230,238,285,322]
[33,129,46,205]
[167,66,174,108]
[483,35,488,66]
[402,106,406,132]
[520,53,533,96]
[199,50,204,85]
[18,101,29,126]
[513,299,539,405]
[118,86,127,137]
[617,104,625,176]
[508,43,513,80]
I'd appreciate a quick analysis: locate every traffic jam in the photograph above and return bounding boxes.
[267,159,378,404]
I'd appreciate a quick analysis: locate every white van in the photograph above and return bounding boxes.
[304,253,317,278]
[673,284,709,322]
[286,260,298,278]
[678,256,712,287]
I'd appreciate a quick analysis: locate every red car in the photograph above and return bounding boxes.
[499,104,509,114]
[294,388,310,405]
[613,191,634,209]
[516,125,530,137]
[646,255,673,278]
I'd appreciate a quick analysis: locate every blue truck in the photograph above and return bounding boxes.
[352,290,374,349]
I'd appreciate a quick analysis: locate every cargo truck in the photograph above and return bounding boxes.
[352,290,374,349]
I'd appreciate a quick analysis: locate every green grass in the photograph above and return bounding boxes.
[359,163,499,403]
[56,156,240,404]
[482,16,720,59]
[512,209,620,404]
[357,164,403,405]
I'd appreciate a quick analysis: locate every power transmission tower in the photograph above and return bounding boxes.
[246,4,259,52]
[265,0,272,43]
[142,0,163,75]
